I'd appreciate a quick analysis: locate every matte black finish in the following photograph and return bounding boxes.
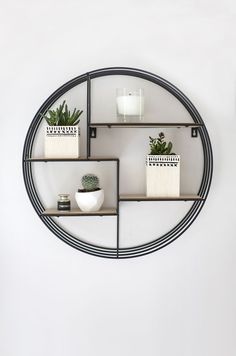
[25,157,119,162]
[89,127,97,138]
[22,67,213,259]
[191,127,198,137]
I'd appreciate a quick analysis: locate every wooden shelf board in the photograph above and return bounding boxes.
[25,156,119,162]
[90,122,203,128]
[119,194,204,201]
[41,208,118,217]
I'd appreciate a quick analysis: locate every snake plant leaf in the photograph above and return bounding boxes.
[41,100,83,126]
[165,142,172,154]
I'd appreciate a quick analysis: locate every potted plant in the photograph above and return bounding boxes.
[75,174,104,212]
[42,100,83,158]
[146,132,180,197]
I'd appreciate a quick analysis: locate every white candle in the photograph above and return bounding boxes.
[117,94,144,116]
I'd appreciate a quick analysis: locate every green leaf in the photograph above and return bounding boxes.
[148,132,176,155]
[165,142,172,154]
[41,100,83,126]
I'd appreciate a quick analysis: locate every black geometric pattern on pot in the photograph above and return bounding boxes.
[46,126,79,137]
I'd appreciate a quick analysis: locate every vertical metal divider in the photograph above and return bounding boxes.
[86,73,91,158]
[86,72,119,256]
[117,159,120,258]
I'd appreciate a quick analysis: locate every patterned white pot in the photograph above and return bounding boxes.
[75,189,104,212]
[44,126,79,158]
[146,155,180,197]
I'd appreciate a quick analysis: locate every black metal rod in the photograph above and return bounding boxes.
[87,73,91,158]
[25,158,119,162]
[116,160,120,258]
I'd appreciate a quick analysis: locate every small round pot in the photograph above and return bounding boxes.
[75,189,104,212]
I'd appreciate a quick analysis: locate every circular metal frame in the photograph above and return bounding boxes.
[22,67,213,259]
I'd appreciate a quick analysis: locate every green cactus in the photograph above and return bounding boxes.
[41,100,83,126]
[149,132,176,155]
[81,174,100,192]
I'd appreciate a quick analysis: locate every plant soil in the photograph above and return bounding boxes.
[77,188,101,193]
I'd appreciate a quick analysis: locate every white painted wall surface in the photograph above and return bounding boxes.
[1,1,236,355]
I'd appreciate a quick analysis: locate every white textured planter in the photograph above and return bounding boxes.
[146,155,180,197]
[44,126,79,158]
[75,189,104,212]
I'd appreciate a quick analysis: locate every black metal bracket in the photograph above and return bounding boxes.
[191,127,198,138]
[89,127,97,138]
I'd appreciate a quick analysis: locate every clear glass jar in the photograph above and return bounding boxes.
[116,88,144,122]
[57,194,71,211]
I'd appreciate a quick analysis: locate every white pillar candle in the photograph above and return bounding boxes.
[116,89,144,122]
[117,95,144,116]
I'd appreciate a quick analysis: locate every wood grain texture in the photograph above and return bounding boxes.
[42,208,117,216]
[119,195,203,201]
[90,122,203,128]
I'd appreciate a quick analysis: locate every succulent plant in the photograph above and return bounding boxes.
[81,174,100,192]
[42,100,83,126]
[149,132,176,155]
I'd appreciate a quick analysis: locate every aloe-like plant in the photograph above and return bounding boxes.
[80,174,100,192]
[42,100,83,126]
[149,132,175,155]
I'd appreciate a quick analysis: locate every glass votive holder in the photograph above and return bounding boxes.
[116,88,144,122]
[57,194,71,211]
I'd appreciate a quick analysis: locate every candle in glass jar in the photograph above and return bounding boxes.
[116,89,144,121]
[57,194,71,211]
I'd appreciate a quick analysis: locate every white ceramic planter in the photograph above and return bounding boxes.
[146,155,180,197]
[75,189,104,212]
[44,126,79,158]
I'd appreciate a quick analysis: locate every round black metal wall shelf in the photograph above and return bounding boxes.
[22,67,213,259]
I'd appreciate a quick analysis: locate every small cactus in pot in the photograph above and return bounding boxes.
[80,174,100,192]
[75,174,104,212]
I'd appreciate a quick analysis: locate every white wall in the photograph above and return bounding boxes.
[1,1,236,355]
